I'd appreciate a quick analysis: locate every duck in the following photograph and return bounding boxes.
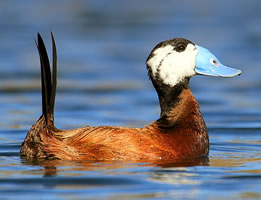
[20,33,241,161]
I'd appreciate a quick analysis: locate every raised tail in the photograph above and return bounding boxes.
[20,33,58,159]
[35,32,57,127]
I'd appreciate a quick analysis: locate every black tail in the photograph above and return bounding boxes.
[35,33,57,127]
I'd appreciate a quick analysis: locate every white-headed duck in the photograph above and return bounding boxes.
[20,33,241,161]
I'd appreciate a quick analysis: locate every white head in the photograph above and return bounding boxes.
[146,38,197,87]
[146,38,241,87]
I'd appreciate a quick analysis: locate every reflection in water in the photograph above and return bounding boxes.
[21,157,209,178]
[15,158,208,200]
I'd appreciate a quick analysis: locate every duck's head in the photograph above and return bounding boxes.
[146,38,241,87]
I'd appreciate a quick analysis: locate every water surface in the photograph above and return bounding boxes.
[0,0,260,199]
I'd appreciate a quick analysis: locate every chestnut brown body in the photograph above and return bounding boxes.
[21,88,209,160]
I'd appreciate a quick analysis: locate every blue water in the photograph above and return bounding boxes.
[0,0,261,199]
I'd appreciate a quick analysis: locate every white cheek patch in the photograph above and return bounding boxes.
[147,45,173,76]
[147,43,198,87]
[160,44,198,86]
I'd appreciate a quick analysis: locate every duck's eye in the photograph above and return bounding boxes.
[210,59,219,67]
[175,44,186,52]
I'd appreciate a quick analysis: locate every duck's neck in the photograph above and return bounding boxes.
[157,79,190,117]
[152,78,204,130]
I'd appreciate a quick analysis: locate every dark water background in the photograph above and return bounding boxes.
[0,0,261,199]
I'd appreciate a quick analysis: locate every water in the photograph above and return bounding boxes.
[0,0,261,199]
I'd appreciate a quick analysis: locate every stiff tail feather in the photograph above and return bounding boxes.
[20,33,58,159]
[35,32,57,127]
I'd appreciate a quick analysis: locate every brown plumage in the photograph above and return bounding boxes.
[20,33,209,161]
